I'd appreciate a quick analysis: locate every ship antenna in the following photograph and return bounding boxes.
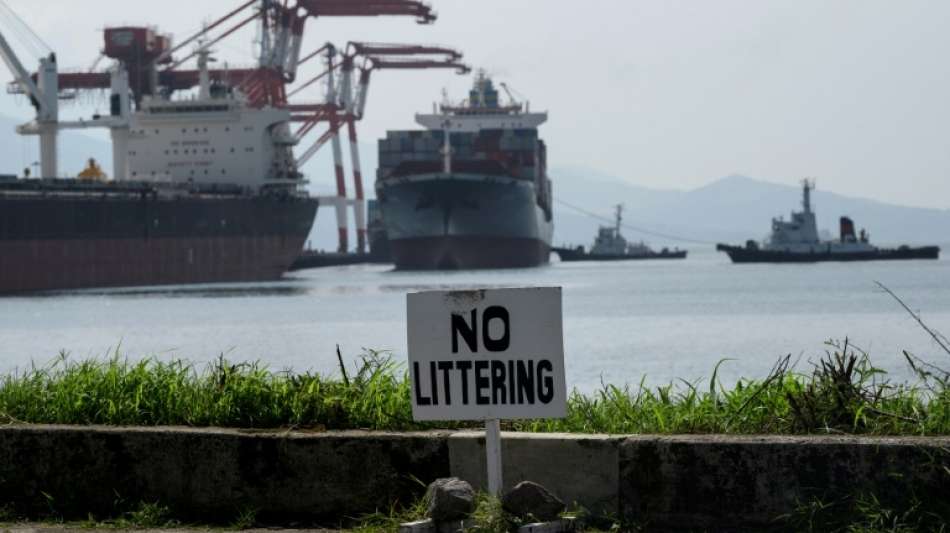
[802,178,814,213]
[615,204,624,237]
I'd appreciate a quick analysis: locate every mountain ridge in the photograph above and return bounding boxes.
[550,167,949,248]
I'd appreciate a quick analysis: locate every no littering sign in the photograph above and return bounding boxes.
[407,287,567,495]
[407,287,567,421]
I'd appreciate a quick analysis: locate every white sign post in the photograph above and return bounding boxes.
[407,287,567,495]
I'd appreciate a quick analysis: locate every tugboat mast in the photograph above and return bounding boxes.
[614,204,624,238]
[802,178,815,214]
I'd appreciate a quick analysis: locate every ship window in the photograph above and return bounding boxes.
[174,150,178,155]
[204,170,208,175]
[221,169,226,175]
[203,128,208,132]
[230,148,235,153]
[194,128,200,133]
[154,129,159,134]
[225,127,230,132]
[182,128,186,133]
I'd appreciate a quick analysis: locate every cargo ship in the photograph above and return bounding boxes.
[555,205,686,261]
[375,72,553,269]
[716,180,939,263]
[0,29,317,294]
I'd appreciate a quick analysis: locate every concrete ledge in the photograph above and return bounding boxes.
[2,426,949,528]
[449,431,621,515]
[0,425,451,522]
[620,435,950,529]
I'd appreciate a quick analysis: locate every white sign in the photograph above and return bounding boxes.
[407,287,567,421]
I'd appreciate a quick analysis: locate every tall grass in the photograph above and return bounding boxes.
[2,341,950,435]
[0,350,418,430]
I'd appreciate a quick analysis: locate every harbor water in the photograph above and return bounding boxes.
[1,247,949,392]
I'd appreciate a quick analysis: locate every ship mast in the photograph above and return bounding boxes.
[802,178,814,214]
[614,204,623,238]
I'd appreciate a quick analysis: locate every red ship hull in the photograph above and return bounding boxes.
[0,235,310,293]
[0,181,318,294]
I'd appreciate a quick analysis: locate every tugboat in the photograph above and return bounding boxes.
[716,180,940,263]
[554,205,687,261]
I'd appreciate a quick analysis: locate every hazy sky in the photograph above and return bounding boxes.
[0,0,948,208]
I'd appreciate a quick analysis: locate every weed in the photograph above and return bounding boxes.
[119,501,175,529]
[229,506,258,530]
[782,492,948,533]
[0,502,15,522]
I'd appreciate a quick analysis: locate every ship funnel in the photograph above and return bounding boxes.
[840,216,856,242]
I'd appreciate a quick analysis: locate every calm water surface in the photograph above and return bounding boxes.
[1,248,948,391]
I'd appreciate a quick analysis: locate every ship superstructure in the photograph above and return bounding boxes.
[716,180,939,262]
[376,72,554,269]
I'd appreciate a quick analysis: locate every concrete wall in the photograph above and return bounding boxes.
[620,435,950,529]
[448,431,621,516]
[0,425,450,523]
[1,426,949,528]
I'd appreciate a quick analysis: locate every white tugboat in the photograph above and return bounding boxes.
[554,205,687,261]
[716,180,940,263]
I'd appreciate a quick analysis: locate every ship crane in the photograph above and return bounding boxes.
[0,2,134,180]
[18,0,437,108]
[0,31,57,178]
[289,42,467,252]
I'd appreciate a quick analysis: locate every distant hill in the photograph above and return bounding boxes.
[551,168,950,248]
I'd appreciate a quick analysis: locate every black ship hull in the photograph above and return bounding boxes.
[0,180,318,294]
[716,243,940,263]
[554,247,687,262]
[376,174,553,270]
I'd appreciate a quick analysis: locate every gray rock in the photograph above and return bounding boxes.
[425,477,476,522]
[502,481,565,522]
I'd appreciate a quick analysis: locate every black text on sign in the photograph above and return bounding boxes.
[407,288,567,421]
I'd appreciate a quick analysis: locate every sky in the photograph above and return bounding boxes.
[0,0,947,208]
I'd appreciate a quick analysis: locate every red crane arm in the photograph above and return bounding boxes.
[348,42,462,60]
[366,58,470,74]
[295,0,435,23]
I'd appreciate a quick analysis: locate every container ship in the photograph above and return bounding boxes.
[375,72,553,270]
[716,180,940,263]
[0,35,317,294]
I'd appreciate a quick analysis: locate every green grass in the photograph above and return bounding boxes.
[2,340,950,435]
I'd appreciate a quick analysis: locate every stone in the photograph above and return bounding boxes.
[502,481,565,522]
[425,477,476,522]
